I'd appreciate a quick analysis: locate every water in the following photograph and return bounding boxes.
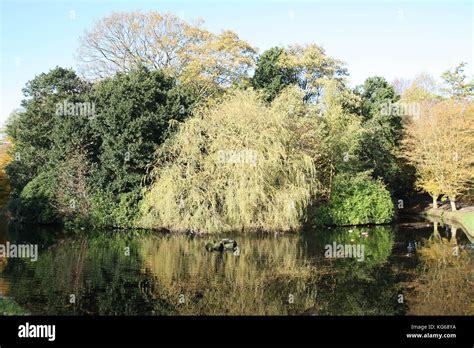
[0,219,471,315]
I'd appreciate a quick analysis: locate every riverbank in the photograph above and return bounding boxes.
[424,207,474,238]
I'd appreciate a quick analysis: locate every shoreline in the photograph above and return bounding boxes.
[424,207,474,239]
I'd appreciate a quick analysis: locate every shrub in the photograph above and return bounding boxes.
[12,172,59,224]
[113,191,141,228]
[314,173,394,226]
[89,190,141,228]
[89,191,116,227]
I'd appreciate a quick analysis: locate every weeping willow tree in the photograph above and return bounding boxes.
[140,88,320,233]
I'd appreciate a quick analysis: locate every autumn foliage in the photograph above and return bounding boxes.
[403,99,474,210]
[0,143,12,209]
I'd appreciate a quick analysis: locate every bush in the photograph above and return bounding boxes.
[113,191,141,228]
[313,173,394,226]
[89,190,141,228]
[11,172,59,224]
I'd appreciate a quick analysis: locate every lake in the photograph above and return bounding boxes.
[0,218,472,315]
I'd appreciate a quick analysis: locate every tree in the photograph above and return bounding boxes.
[0,143,12,209]
[5,67,91,196]
[354,77,410,194]
[51,146,93,220]
[140,89,319,233]
[91,66,193,195]
[391,78,411,96]
[403,100,474,210]
[431,100,474,210]
[77,11,256,96]
[278,44,348,102]
[315,80,364,199]
[251,47,298,102]
[441,62,474,98]
[355,76,399,120]
[400,73,439,103]
[5,66,197,225]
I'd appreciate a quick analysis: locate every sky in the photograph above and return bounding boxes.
[0,0,472,125]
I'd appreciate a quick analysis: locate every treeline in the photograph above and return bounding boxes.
[2,11,473,232]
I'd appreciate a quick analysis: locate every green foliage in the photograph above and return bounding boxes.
[354,76,414,195]
[88,190,141,228]
[2,48,423,231]
[355,76,400,119]
[89,191,116,227]
[0,297,29,315]
[251,47,298,102]
[91,66,193,195]
[113,191,142,227]
[11,171,59,224]
[6,67,91,196]
[441,62,474,98]
[5,66,195,227]
[314,173,394,226]
[313,81,364,197]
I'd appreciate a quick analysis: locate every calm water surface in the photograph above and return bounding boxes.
[0,219,471,315]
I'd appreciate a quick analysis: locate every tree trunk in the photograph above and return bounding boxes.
[432,195,438,209]
[451,227,458,244]
[450,198,457,211]
[433,221,440,239]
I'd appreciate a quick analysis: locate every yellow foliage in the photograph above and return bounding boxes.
[403,99,474,207]
[139,233,319,315]
[400,73,439,103]
[140,88,319,233]
[277,44,346,100]
[407,238,474,315]
[78,11,257,95]
[0,143,12,209]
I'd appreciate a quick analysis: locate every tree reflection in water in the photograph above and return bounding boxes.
[1,223,462,315]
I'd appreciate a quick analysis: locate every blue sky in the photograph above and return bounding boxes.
[0,0,472,125]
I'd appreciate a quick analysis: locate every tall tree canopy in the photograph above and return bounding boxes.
[6,67,91,195]
[353,77,410,194]
[77,11,257,96]
[251,44,347,103]
[403,100,474,210]
[251,47,298,102]
[91,66,193,194]
[441,62,474,99]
